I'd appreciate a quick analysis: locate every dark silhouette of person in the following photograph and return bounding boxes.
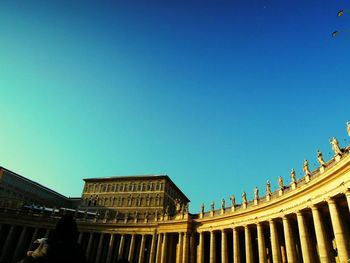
[20,214,87,263]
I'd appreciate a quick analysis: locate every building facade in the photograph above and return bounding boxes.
[1,125,350,263]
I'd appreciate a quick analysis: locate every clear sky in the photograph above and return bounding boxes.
[1,0,350,213]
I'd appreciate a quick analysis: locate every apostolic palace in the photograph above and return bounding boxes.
[1,123,350,263]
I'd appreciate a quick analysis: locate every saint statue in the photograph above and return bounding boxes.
[303,160,311,175]
[290,168,296,183]
[266,180,271,195]
[317,149,326,166]
[211,201,215,212]
[230,194,236,207]
[254,187,259,200]
[175,198,181,213]
[201,203,205,213]
[242,191,247,203]
[278,176,283,190]
[330,137,342,155]
[221,198,225,209]
[347,121,350,137]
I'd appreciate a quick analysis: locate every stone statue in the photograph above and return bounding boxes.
[266,180,271,195]
[278,176,283,190]
[230,195,236,207]
[290,168,296,183]
[317,149,326,166]
[104,209,110,220]
[221,198,225,209]
[303,160,311,175]
[175,199,181,213]
[211,201,215,212]
[330,137,342,155]
[201,203,204,213]
[347,122,350,137]
[254,187,259,200]
[242,192,247,203]
[165,205,169,215]
[185,203,189,213]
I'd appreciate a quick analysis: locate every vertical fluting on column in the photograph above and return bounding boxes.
[139,234,146,263]
[328,198,350,261]
[296,211,315,263]
[155,233,163,263]
[269,220,282,263]
[182,233,189,263]
[198,232,204,263]
[106,234,115,263]
[190,233,196,263]
[150,233,157,263]
[129,234,136,263]
[209,231,216,263]
[118,234,126,260]
[257,223,267,263]
[176,233,183,263]
[95,233,105,263]
[311,205,332,263]
[86,232,94,261]
[14,226,28,261]
[233,228,241,263]
[0,225,15,262]
[161,233,168,263]
[282,216,297,263]
[345,191,350,214]
[221,230,228,263]
[245,226,253,263]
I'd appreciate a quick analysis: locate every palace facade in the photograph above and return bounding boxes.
[1,125,350,263]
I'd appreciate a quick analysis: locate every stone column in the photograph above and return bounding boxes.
[28,228,39,250]
[282,216,297,262]
[0,225,15,262]
[129,234,136,262]
[78,232,83,244]
[296,211,314,263]
[86,233,94,261]
[95,233,105,263]
[269,220,282,263]
[150,233,157,263]
[245,226,253,263]
[155,233,163,263]
[183,233,189,263]
[176,233,183,263]
[210,231,216,263]
[198,232,204,263]
[139,234,146,263]
[106,234,115,263]
[345,191,350,214]
[328,198,350,261]
[118,234,126,260]
[14,226,28,261]
[221,230,228,263]
[190,233,196,263]
[311,205,332,263]
[233,228,240,263]
[161,233,168,263]
[257,223,267,263]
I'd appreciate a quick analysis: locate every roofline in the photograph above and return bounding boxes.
[0,166,69,200]
[84,174,190,203]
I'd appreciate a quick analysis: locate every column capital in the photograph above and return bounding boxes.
[327,196,336,204]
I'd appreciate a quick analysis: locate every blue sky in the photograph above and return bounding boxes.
[1,0,350,212]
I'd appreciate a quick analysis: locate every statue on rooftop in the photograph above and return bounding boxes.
[303,160,311,175]
[347,122,350,137]
[330,137,343,156]
[175,198,181,213]
[290,168,297,183]
[317,149,326,166]
[254,187,259,200]
[230,194,236,207]
[278,176,283,190]
[201,203,205,213]
[221,198,225,209]
[242,191,247,203]
[211,201,215,212]
[266,180,271,195]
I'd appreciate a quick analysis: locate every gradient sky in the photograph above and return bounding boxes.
[1,0,350,213]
